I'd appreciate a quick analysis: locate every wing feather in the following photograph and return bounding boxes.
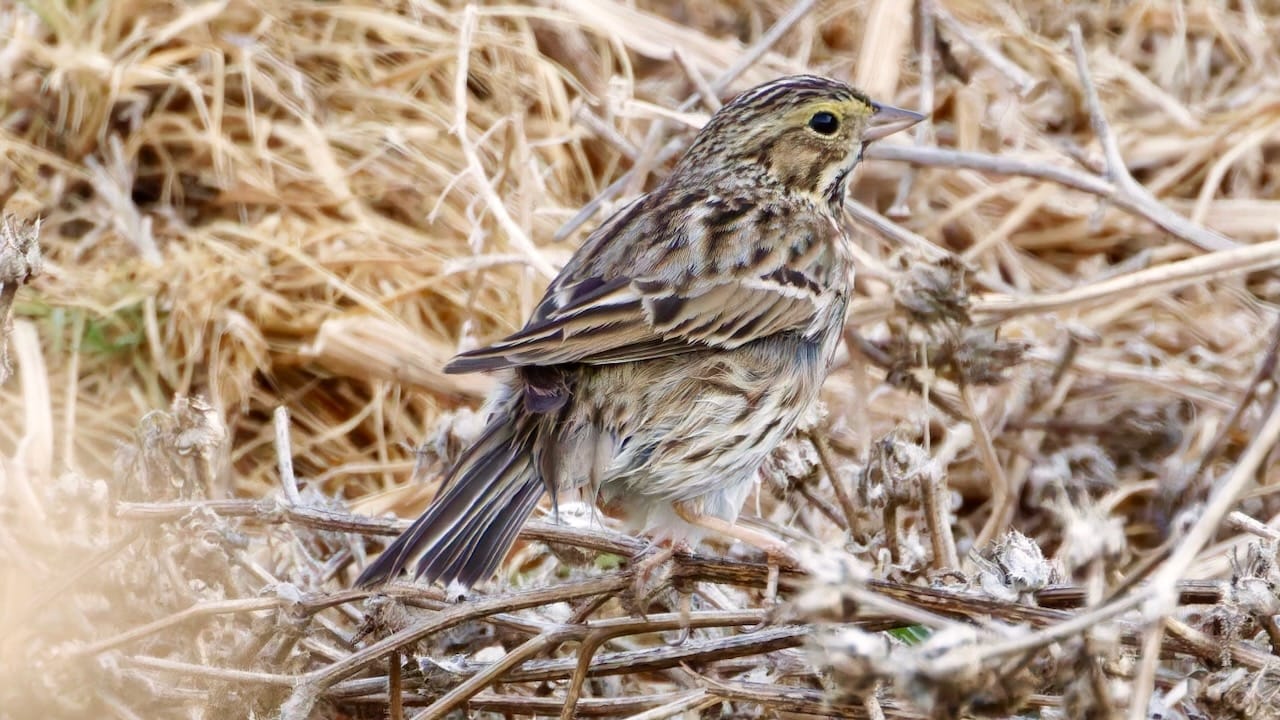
[444,188,840,374]
[445,270,825,373]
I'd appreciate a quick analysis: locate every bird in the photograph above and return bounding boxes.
[356,74,924,589]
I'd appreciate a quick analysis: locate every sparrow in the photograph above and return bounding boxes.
[357,74,924,588]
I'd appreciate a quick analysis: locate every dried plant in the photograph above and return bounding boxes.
[3,0,1280,718]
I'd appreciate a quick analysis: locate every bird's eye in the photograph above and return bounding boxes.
[808,111,840,135]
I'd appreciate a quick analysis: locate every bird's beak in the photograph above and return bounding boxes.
[863,102,926,142]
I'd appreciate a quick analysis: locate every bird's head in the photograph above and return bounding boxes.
[676,75,924,207]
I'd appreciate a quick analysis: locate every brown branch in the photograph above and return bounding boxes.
[807,430,859,533]
[966,383,1013,552]
[697,677,929,719]
[888,0,936,217]
[388,651,403,720]
[930,2,1037,95]
[412,628,572,720]
[560,629,611,720]
[280,575,633,719]
[863,142,1238,253]
[376,625,802,687]
[341,690,703,715]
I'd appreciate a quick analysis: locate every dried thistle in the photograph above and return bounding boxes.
[971,530,1055,603]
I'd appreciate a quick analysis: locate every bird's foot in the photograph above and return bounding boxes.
[625,542,677,617]
[670,502,802,612]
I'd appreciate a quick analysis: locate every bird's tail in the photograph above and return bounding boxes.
[355,411,545,589]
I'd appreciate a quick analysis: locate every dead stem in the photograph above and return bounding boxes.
[966,384,1012,552]
[865,143,1239,253]
[807,429,859,533]
[10,3,1280,718]
[931,3,1037,95]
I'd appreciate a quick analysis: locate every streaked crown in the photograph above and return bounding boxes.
[674,75,923,207]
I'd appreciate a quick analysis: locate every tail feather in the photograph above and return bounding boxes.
[432,478,544,586]
[417,449,530,581]
[355,417,545,588]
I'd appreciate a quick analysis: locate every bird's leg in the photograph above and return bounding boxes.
[627,542,676,617]
[663,589,693,647]
[671,502,801,567]
[672,502,798,609]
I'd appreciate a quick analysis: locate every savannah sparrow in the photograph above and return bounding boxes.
[357,75,923,588]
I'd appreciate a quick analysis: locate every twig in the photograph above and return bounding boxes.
[1127,377,1280,714]
[100,690,147,720]
[1225,511,1280,542]
[513,622,795,682]
[1069,25,1129,189]
[310,606,769,719]
[16,528,141,628]
[1178,315,1280,499]
[673,50,721,112]
[973,237,1280,318]
[921,425,965,571]
[931,3,1037,95]
[280,575,633,719]
[412,628,573,720]
[1163,615,1278,673]
[835,579,968,631]
[864,143,1239,253]
[123,656,297,685]
[561,629,611,720]
[274,406,302,506]
[388,650,403,720]
[792,474,849,530]
[1128,624,1165,720]
[966,384,1013,552]
[998,339,1078,549]
[1100,318,1277,598]
[332,623,801,692]
[553,610,769,719]
[0,215,42,382]
[118,497,405,535]
[844,199,952,262]
[888,0,935,217]
[114,497,1251,621]
[1259,615,1280,657]
[843,328,966,421]
[1068,24,1238,254]
[344,690,705,715]
[807,430,859,533]
[75,597,282,657]
[575,110,641,160]
[620,690,717,720]
[924,590,1145,677]
[117,497,654,568]
[864,683,888,720]
[696,677,919,719]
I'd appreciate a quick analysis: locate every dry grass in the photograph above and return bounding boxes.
[3,0,1280,718]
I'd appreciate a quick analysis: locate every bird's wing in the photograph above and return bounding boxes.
[444,265,827,373]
